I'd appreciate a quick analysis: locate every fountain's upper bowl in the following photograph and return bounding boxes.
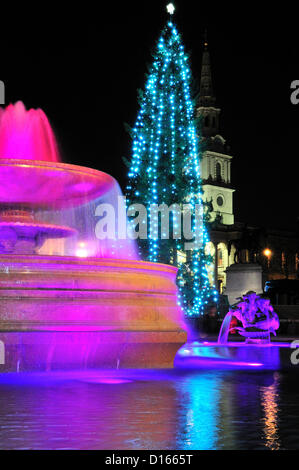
[0,159,115,209]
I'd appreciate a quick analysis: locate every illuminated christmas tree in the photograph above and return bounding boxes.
[125,4,218,316]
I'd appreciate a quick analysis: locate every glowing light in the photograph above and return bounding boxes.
[0,101,60,162]
[76,242,89,258]
[261,375,280,449]
[166,3,175,15]
[263,248,272,258]
[125,18,218,316]
[79,378,133,384]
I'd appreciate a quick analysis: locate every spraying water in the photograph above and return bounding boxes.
[0,101,185,372]
[0,101,60,162]
[0,101,139,260]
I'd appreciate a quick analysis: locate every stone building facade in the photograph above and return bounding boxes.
[198,34,299,294]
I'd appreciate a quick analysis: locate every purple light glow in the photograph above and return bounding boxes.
[0,102,60,162]
[174,340,294,370]
[0,101,184,371]
[0,101,139,260]
[78,378,133,384]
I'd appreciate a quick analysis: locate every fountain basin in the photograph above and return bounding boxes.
[0,103,186,371]
[0,159,115,209]
[0,255,186,371]
[0,220,76,254]
[174,340,299,370]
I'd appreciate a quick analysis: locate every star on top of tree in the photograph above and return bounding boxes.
[166,3,175,15]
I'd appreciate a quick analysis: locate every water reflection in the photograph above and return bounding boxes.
[175,372,221,450]
[0,369,293,450]
[260,372,281,450]
[174,371,282,450]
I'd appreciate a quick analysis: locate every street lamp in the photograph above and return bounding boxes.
[263,248,272,268]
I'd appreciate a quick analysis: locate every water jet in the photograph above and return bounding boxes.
[175,293,298,370]
[0,102,186,371]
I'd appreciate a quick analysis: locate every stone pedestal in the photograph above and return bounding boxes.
[225,263,263,305]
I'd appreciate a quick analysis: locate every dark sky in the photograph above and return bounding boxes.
[1,1,299,231]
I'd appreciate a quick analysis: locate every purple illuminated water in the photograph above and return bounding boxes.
[0,101,139,259]
[0,101,60,162]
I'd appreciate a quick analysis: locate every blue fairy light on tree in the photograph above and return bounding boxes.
[125,4,218,316]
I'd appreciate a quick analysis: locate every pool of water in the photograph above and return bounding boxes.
[0,368,298,450]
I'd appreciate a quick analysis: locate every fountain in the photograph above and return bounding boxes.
[0,102,186,371]
[218,292,280,344]
[174,292,297,370]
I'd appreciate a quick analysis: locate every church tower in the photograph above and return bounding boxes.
[198,32,235,226]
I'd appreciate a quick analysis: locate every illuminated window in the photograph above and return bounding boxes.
[177,250,187,265]
[282,252,286,271]
[243,249,250,263]
[218,248,223,267]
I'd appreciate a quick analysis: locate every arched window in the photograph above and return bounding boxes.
[217,248,223,267]
[282,252,286,271]
[204,115,209,127]
[244,249,250,263]
[216,162,221,180]
[212,116,216,128]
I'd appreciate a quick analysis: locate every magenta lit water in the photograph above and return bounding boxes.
[0,101,139,260]
[0,101,60,162]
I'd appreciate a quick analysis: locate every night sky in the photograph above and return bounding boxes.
[1,1,298,231]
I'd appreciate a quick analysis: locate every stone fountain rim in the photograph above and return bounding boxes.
[0,253,178,274]
[0,158,117,209]
[0,157,116,183]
